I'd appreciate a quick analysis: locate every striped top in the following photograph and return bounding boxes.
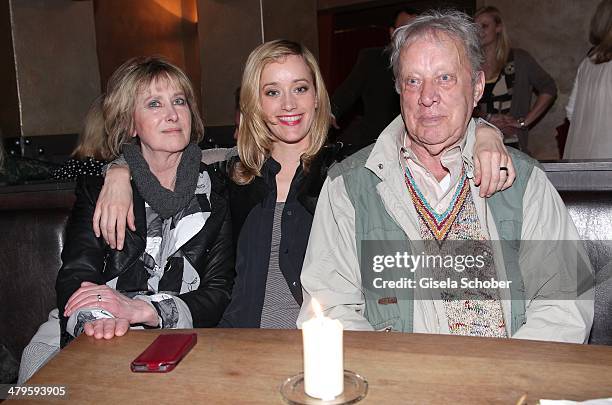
[259,202,301,329]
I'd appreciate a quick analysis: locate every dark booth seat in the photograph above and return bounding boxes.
[543,160,612,345]
[559,190,612,345]
[0,182,75,365]
[0,162,611,373]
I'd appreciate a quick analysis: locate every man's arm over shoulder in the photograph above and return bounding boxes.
[297,174,374,331]
[513,166,594,343]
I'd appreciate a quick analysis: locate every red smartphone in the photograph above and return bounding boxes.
[130,333,197,372]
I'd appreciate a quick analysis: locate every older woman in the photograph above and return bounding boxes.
[95,40,515,329]
[18,57,233,383]
[474,6,557,154]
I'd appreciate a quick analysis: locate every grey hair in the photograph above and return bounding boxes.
[389,9,484,92]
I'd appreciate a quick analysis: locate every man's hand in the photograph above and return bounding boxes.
[92,165,135,250]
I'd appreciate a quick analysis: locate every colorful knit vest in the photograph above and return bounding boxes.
[405,167,507,338]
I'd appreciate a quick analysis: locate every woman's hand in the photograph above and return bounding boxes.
[487,113,515,129]
[92,165,135,250]
[83,318,130,340]
[473,123,516,197]
[64,282,159,327]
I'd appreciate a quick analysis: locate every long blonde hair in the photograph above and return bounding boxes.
[233,39,331,185]
[589,0,612,64]
[475,6,511,74]
[72,95,112,161]
[104,56,204,158]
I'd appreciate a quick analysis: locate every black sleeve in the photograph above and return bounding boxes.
[331,48,371,119]
[55,176,107,346]
[178,169,235,327]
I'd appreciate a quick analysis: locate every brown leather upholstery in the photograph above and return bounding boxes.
[0,184,74,362]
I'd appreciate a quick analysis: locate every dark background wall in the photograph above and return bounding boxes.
[197,0,264,129]
[0,0,602,161]
[2,0,321,155]
[4,0,100,139]
[0,2,19,138]
[198,0,318,129]
[94,0,200,98]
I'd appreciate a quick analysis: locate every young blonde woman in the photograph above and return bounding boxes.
[95,40,515,328]
[474,6,557,153]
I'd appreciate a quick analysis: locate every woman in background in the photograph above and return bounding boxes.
[53,95,111,180]
[474,6,557,154]
[564,0,612,159]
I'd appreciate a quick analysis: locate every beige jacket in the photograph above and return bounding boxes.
[298,116,594,343]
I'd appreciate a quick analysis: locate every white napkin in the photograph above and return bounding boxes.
[540,399,612,405]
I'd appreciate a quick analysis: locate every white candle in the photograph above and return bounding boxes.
[302,299,344,400]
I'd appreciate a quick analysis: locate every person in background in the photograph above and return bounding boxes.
[93,40,515,330]
[474,6,556,154]
[330,8,418,148]
[18,56,234,383]
[298,10,593,343]
[564,0,612,159]
[53,95,111,180]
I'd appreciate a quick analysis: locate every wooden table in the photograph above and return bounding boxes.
[21,329,612,404]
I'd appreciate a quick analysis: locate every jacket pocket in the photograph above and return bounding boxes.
[371,317,400,332]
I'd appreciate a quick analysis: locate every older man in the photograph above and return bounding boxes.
[298,11,593,343]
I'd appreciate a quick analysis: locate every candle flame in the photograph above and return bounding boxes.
[311,298,324,319]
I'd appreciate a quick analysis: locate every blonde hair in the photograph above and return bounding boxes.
[475,6,511,74]
[589,0,612,64]
[233,39,331,185]
[72,95,112,161]
[104,56,204,158]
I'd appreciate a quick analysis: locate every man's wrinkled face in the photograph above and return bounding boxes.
[398,32,484,157]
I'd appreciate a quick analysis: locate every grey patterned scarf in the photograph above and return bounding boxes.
[123,142,201,219]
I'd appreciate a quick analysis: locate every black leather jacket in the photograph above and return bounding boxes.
[219,145,345,327]
[56,163,234,346]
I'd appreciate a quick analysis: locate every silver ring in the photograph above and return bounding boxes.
[499,166,508,172]
[97,294,102,302]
